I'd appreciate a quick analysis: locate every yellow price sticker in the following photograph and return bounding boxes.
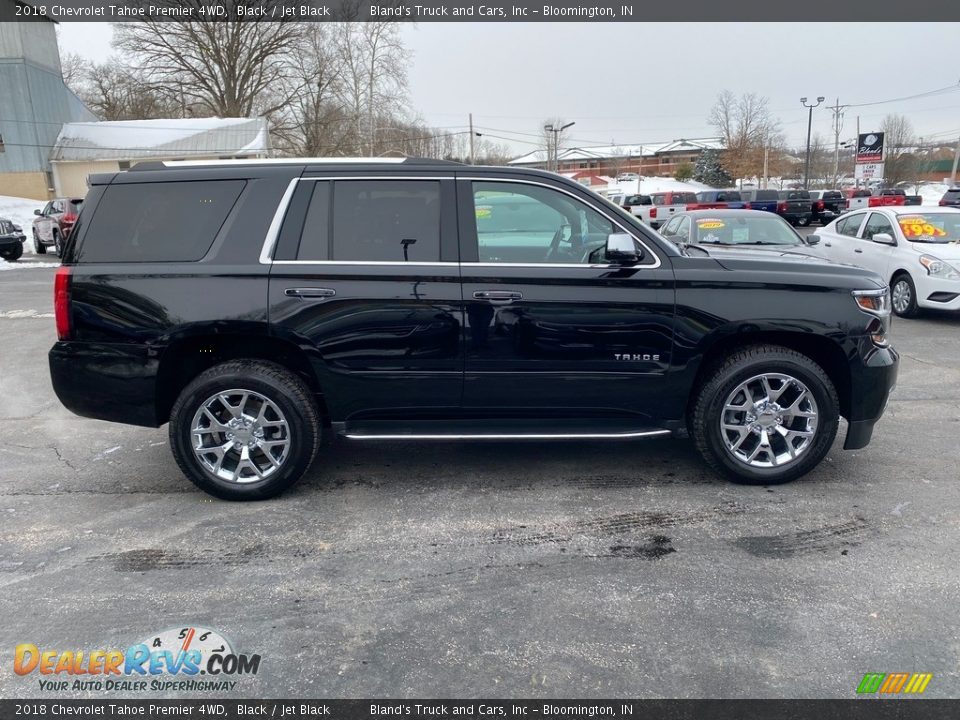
[697,220,725,229]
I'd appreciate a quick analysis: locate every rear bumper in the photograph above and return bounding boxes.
[49,341,162,427]
[843,342,898,450]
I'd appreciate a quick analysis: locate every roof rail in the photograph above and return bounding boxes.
[127,157,463,171]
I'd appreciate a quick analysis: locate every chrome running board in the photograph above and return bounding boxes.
[344,429,672,441]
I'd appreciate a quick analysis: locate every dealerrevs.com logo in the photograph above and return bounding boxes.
[14,626,261,693]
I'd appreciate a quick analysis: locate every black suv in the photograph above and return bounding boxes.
[49,159,898,500]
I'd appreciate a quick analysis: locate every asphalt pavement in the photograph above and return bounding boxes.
[1,256,958,699]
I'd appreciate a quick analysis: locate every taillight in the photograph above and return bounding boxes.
[745,202,752,209]
[777,202,787,212]
[54,267,71,340]
[816,201,825,211]
[649,207,657,219]
[940,200,947,206]
[62,213,77,224]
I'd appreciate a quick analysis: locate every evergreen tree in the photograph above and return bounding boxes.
[693,149,732,187]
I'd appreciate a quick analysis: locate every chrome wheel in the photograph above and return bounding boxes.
[190,389,290,483]
[720,373,819,468]
[892,279,912,315]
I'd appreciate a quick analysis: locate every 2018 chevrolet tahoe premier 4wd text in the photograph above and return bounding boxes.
[49,159,898,500]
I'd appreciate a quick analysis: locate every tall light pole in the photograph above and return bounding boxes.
[800,96,824,189]
[544,121,575,172]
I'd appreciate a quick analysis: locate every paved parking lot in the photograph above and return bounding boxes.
[1,258,958,699]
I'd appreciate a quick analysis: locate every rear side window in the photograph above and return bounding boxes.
[78,180,244,263]
[755,190,778,201]
[331,180,440,262]
[837,213,865,237]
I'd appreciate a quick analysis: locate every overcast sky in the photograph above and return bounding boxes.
[57,22,960,155]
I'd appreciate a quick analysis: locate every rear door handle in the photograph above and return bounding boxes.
[285,287,336,299]
[854,248,863,253]
[473,290,522,304]
[824,242,832,247]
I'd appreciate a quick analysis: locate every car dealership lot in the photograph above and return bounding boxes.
[1,262,958,698]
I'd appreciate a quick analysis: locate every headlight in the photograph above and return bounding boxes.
[919,254,960,280]
[852,288,891,347]
[852,288,890,316]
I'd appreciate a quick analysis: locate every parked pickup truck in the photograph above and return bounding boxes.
[740,189,780,213]
[776,190,813,226]
[648,190,699,228]
[808,190,846,225]
[689,189,746,210]
[49,158,898,499]
[844,189,873,213]
[868,188,922,207]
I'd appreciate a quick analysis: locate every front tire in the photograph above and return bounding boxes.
[169,360,320,500]
[691,345,839,485]
[891,273,919,318]
[1,244,23,261]
[34,230,46,254]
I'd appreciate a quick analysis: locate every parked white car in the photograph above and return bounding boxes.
[812,206,960,317]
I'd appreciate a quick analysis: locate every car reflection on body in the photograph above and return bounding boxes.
[657,209,823,257]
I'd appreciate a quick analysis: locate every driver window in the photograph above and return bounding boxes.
[472,181,614,264]
[862,213,895,241]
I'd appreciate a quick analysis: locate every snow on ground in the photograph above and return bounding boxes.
[605,177,712,196]
[917,182,950,205]
[0,194,45,254]
[0,258,60,271]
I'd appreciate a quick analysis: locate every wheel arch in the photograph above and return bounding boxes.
[688,331,852,421]
[155,332,328,426]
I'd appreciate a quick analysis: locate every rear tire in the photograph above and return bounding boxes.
[53,231,62,258]
[691,345,839,485]
[797,215,810,227]
[891,273,919,318]
[169,360,320,500]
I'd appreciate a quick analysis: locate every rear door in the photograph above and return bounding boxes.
[457,173,676,422]
[267,173,464,422]
[822,211,868,266]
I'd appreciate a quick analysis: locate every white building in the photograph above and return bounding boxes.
[49,117,269,197]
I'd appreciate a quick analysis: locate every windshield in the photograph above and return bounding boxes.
[692,215,801,246]
[896,214,960,243]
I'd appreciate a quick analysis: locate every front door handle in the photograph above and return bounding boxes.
[285,287,336,299]
[824,242,832,247]
[854,248,863,253]
[473,290,522,304]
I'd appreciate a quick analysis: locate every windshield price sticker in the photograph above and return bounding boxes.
[898,216,946,239]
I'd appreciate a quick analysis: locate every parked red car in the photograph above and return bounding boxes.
[33,197,83,257]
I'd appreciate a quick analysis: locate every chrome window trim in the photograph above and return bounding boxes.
[259,175,664,270]
[458,176,662,269]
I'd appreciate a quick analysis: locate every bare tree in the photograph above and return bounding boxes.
[880,113,917,187]
[709,90,784,183]
[59,51,88,93]
[71,59,180,121]
[113,6,303,118]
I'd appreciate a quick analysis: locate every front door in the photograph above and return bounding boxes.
[267,175,463,422]
[457,176,676,424]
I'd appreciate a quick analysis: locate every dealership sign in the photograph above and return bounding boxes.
[856,132,885,163]
[855,163,884,180]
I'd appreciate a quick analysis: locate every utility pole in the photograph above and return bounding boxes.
[543,121,575,174]
[763,147,769,189]
[826,97,844,187]
[468,113,474,165]
[855,115,861,189]
[950,135,960,186]
[800,96,824,189]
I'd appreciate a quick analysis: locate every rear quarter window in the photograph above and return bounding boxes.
[77,180,245,263]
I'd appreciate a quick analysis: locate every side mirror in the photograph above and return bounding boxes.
[34,209,42,216]
[606,233,640,264]
[872,232,895,245]
[805,234,821,246]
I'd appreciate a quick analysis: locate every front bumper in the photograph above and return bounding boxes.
[915,274,960,311]
[843,342,898,450]
[0,235,25,251]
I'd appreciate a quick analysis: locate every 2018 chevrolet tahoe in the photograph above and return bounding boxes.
[49,159,898,500]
